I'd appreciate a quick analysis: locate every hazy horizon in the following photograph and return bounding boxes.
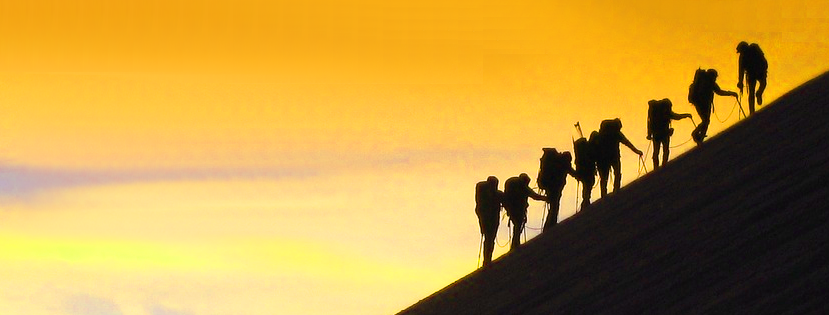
[2,0,829,314]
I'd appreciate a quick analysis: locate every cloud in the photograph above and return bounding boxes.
[0,147,521,199]
[0,163,317,199]
[65,294,123,315]
[151,305,194,315]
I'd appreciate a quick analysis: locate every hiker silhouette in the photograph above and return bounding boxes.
[475,176,503,267]
[503,173,547,250]
[688,68,739,144]
[737,41,768,114]
[594,118,643,197]
[537,148,578,231]
[574,131,599,209]
[647,98,692,169]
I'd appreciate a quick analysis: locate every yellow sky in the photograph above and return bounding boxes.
[2,0,829,314]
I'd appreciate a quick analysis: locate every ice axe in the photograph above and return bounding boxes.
[574,122,584,139]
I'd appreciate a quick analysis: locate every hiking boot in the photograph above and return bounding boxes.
[692,131,705,145]
[757,91,763,105]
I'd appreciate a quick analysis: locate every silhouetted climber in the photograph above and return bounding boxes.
[503,173,547,250]
[594,118,643,197]
[647,98,692,169]
[688,68,739,144]
[475,176,503,267]
[737,41,768,114]
[537,148,578,231]
[574,131,599,209]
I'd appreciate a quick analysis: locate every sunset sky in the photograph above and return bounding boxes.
[1,1,828,314]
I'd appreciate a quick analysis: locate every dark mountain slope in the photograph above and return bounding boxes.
[399,71,829,315]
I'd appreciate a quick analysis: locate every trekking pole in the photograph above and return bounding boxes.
[478,234,484,268]
[575,180,580,212]
[736,97,747,119]
[523,216,528,243]
[522,224,526,243]
[638,155,649,176]
[644,141,652,163]
[542,200,548,231]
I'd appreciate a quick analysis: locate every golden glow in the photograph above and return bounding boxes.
[1,0,828,314]
[0,233,207,270]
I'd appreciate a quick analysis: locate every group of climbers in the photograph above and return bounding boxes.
[474,42,768,267]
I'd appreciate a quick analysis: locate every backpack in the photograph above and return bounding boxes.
[475,180,490,208]
[749,43,768,72]
[538,148,573,191]
[503,176,524,217]
[648,99,671,119]
[648,98,672,135]
[596,118,623,160]
[688,68,709,104]
[599,118,622,135]
[573,137,591,165]
[537,148,559,191]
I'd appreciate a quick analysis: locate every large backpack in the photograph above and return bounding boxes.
[475,180,490,208]
[688,68,709,104]
[573,137,593,169]
[648,98,672,135]
[599,118,622,135]
[503,176,524,217]
[749,43,768,72]
[537,148,559,191]
[595,118,623,161]
[475,179,500,217]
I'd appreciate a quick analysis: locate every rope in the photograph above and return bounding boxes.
[670,117,696,149]
[495,212,510,248]
[670,136,694,149]
[714,99,738,123]
[638,155,649,177]
[525,225,543,231]
[525,201,544,231]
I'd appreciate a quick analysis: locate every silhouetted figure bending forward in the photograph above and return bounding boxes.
[594,118,643,197]
[475,176,503,267]
[689,69,739,144]
[537,148,578,231]
[574,131,599,209]
[737,41,768,114]
[647,98,692,169]
[503,173,547,250]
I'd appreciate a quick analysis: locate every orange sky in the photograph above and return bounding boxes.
[1,1,829,314]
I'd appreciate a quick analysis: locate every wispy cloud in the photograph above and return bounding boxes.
[65,294,123,315]
[0,164,316,198]
[0,147,522,198]
[152,305,194,315]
